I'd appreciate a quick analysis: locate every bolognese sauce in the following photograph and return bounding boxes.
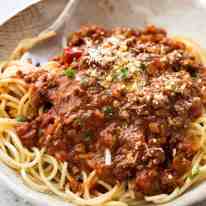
[16,25,206,195]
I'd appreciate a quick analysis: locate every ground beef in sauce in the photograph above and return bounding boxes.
[16,25,206,195]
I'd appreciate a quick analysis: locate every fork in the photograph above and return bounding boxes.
[12,0,80,65]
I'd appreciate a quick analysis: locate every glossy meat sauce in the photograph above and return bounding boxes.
[16,26,206,195]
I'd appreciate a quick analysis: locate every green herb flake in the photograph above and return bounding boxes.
[102,106,113,117]
[83,130,94,141]
[119,67,129,79]
[64,68,76,79]
[111,72,118,81]
[140,62,146,70]
[189,166,200,180]
[190,70,198,79]
[16,116,26,122]
[73,117,83,127]
[165,80,178,93]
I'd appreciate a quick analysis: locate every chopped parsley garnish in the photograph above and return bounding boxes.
[165,80,180,93]
[16,116,26,122]
[64,67,76,79]
[112,72,118,81]
[112,67,129,81]
[190,70,198,79]
[140,62,146,70]
[119,67,129,79]
[73,117,83,127]
[102,106,113,117]
[189,166,200,180]
[83,130,94,141]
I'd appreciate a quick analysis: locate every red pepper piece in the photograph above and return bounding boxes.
[63,47,83,64]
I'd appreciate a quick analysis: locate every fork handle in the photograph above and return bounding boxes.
[43,0,80,33]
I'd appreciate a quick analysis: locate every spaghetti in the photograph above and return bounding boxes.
[1,25,206,206]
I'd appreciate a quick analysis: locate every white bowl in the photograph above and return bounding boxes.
[1,0,206,205]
